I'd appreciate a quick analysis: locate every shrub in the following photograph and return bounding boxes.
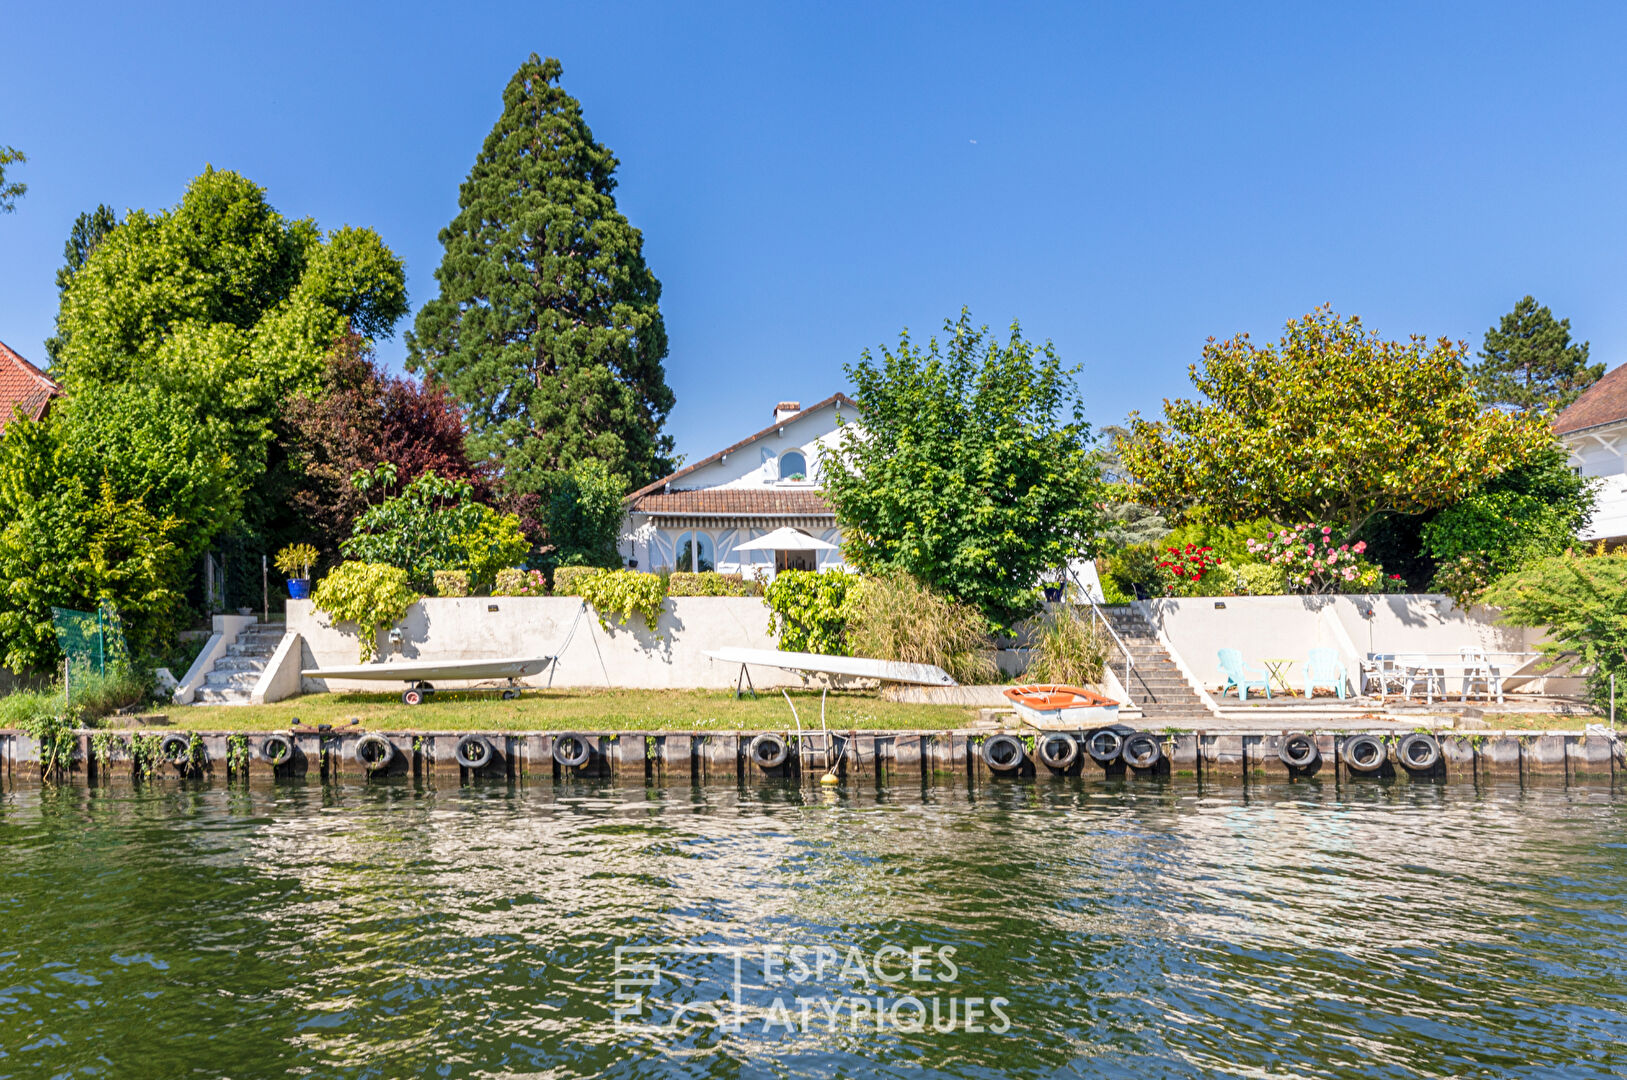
[312,561,421,661]
[1423,491,1573,581]
[1246,524,1392,594]
[493,568,548,597]
[845,572,998,685]
[1161,516,1278,564]
[1229,561,1288,596]
[1156,544,1220,591]
[552,565,602,596]
[1103,543,1165,600]
[1024,607,1111,685]
[764,569,861,654]
[273,543,318,580]
[667,571,760,597]
[547,459,628,569]
[577,570,667,633]
[1430,553,1494,607]
[1484,548,1627,710]
[432,570,470,597]
[68,665,153,718]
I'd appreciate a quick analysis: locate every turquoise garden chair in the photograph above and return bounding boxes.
[1304,648,1348,699]
[1218,648,1272,701]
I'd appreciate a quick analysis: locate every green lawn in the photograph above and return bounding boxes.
[150,688,980,733]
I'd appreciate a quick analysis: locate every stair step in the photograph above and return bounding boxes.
[213,657,266,673]
[204,671,259,689]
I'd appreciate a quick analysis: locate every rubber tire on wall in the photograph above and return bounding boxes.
[160,734,191,766]
[1036,733,1080,771]
[551,733,591,769]
[261,734,294,765]
[748,733,791,770]
[1396,732,1442,772]
[1279,733,1319,769]
[355,733,395,773]
[1086,729,1124,765]
[1343,734,1387,773]
[456,735,495,769]
[981,733,1026,773]
[1122,732,1162,769]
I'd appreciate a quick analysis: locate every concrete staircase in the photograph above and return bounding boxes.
[193,622,285,705]
[1099,606,1217,726]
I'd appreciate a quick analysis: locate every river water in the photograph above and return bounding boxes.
[1,777,1624,1079]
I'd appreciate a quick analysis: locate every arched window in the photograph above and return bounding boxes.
[676,531,714,573]
[779,450,807,481]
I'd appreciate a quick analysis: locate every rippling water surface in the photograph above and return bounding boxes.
[1,776,1625,1079]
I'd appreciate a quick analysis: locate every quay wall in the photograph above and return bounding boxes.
[3,728,1621,787]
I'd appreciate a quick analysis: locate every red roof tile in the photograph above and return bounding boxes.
[1554,364,1627,435]
[0,340,60,431]
[630,489,834,517]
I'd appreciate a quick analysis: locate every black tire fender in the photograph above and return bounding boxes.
[260,734,294,765]
[1122,732,1163,769]
[1397,732,1442,772]
[1036,732,1080,771]
[355,732,395,773]
[1086,728,1124,764]
[1279,732,1319,769]
[457,734,495,769]
[981,733,1026,773]
[748,733,791,769]
[551,733,590,769]
[1343,734,1387,773]
[159,734,191,766]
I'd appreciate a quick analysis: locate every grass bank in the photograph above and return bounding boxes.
[148,688,978,733]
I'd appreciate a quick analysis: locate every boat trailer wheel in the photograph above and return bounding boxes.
[981,733,1026,773]
[1397,732,1442,772]
[1086,728,1124,765]
[401,682,435,707]
[355,733,395,773]
[455,735,495,770]
[552,733,592,769]
[1036,733,1080,771]
[1278,732,1320,769]
[1343,734,1387,773]
[748,732,791,770]
[1122,732,1163,770]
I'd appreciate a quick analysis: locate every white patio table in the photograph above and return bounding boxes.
[1368,652,1538,704]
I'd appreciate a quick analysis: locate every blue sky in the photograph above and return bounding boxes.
[3,2,1625,464]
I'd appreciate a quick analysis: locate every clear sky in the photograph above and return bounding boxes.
[2,2,1625,464]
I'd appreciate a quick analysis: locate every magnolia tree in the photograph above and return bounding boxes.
[1121,308,1553,536]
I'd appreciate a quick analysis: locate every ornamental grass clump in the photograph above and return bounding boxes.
[1024,606,1110,686]
[845,572,998,686]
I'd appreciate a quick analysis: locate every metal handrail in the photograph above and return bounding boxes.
[1061,567,1137,705]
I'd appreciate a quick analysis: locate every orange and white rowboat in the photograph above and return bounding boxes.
[1002,684,1120,727]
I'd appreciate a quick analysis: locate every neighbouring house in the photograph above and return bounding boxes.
[1554,365,1627,544]
[0,340,61,434]
[620,395,858,578]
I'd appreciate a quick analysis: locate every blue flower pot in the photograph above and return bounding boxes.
[287,578,311,600]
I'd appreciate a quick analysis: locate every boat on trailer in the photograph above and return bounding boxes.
[301,656,556,705]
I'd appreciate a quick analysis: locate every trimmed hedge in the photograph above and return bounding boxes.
[493,568,548,597]
[667,571,761,597]
[551,566,601,596]
[432,570,470,597]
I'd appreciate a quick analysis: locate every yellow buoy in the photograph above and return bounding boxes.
[820,773,839,784]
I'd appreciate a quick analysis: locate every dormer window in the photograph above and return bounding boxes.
[779,450,807,482]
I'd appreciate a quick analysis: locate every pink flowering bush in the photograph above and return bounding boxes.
[1245,524,1401,594]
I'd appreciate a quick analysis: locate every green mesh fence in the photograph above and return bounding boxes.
[51,605,130,678]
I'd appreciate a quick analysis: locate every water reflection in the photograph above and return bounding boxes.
[0,777,1623,1078]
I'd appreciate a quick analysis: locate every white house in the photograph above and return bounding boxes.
[1555,366,1627,544]
[620,395,858,578]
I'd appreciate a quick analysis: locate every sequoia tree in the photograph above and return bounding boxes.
[1121,307,1553,534]
[407,54,676,497]
[1473,295,1602,412]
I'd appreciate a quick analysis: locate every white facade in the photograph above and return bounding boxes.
[1560,420,1627,542]
[620,396,858,578]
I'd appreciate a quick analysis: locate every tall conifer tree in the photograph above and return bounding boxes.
[408,55,676,497]
[1474,295,1602,412]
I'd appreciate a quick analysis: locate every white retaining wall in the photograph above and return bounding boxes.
[1134,594,1560,696]
[285,597,803,693]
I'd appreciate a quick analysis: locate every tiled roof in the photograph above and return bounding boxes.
[0,340,60,431]
[630,489,834,517]
[627,393,859,501]
[1554,364,1627,435]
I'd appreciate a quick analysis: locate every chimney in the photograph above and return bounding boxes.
[774,401,801,423]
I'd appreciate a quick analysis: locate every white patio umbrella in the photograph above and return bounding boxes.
[732,527,839,552]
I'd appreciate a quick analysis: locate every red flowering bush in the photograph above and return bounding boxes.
[1156,544,1220,593]
[1245,523,1398,594]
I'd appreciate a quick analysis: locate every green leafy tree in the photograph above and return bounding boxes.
[0,145,25,213]
[823,310,1103,628]
[340,467,528,591]
[1483,550,1627,710]
[1121,307,1552,535]
[407,54,676,498]
[547,459,628,568]
[0,385,241,670]
[1474,296,1602,413]
[45,205,120,364]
